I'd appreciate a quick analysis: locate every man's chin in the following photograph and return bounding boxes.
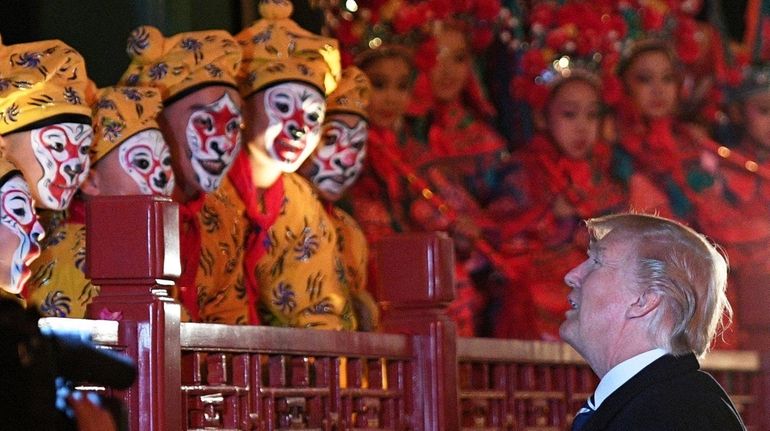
[558,322,575,345]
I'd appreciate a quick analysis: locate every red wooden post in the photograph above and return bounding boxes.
[85,195,182,431]
[375,231,459,431]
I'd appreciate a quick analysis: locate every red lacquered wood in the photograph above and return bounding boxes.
[376,232,459,431]
[85,195,182,431]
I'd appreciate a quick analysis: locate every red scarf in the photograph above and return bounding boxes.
[227,152,284,324]
[176,191,206,321]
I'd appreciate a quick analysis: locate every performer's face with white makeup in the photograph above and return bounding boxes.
[159,86,243,198]
[245,82,326,173]
[2,123,93,210]
[120,129,174,195]
[300,113,367,202]
[88,129,175,196]
[0,175,44,294]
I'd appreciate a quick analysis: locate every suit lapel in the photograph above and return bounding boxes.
[582,353,698,430]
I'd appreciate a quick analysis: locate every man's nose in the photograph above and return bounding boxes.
[564,267,581,290]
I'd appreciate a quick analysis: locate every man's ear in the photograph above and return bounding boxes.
[79,169,101,197]
[626,288,663,319]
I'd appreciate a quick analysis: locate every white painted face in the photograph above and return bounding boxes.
[308,117,368,201]
[30,123,93,210]
[118,129,175,196]
[184,92,243,191]
[264,83,326,172]
[0,176,44,293]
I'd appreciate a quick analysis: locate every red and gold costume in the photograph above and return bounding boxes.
[193,179,250,324]
[27,205,93,317]
[27,87,167,318]
[220,0,360,329]
[307,67,380,330]
[348,125,416,245]
[328,204,377,330]
[0,38,93,314]
[119,26,246,323]
[226,162,356,329]
[410,97,510,337]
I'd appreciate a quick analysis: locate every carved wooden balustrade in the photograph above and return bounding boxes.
[456,338,761,431]
[35,195,763,430]
[178,324,416,430]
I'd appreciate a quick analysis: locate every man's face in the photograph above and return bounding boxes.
[250,82,326,173]
[118,129,174,196]
[301,113,367,202]
[560,230,639,366]
[30,123,93,209]
[159,86,243,197]
[0,175,44,293]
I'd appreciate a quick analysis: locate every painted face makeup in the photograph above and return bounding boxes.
[308,118,367,201]
[0,176,44,293]
[264,83,326,172]
[184,92,242,192]
[30,123,93,210]
[119,129,175,196]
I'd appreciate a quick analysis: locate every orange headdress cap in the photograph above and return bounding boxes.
[91,86,164,163]
[0,36,92,135]
[120,26,242,104]
[235,0,341,97]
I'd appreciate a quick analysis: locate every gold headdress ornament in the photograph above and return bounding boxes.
[91,86,164,163]
[326,66,370,120]
[120,26,242,104]
[236,0,341,97]
[0,36,93,136]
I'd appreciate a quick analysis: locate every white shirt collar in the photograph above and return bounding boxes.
[591,348,668,409]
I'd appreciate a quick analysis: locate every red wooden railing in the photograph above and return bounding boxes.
[37,195,764,430]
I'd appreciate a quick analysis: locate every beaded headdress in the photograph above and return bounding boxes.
[510,1,625,110]
[326,0,500,68]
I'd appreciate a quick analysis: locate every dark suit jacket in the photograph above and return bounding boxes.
[582,353,746,430]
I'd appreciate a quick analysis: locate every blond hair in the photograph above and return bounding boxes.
[586,213,731,356]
